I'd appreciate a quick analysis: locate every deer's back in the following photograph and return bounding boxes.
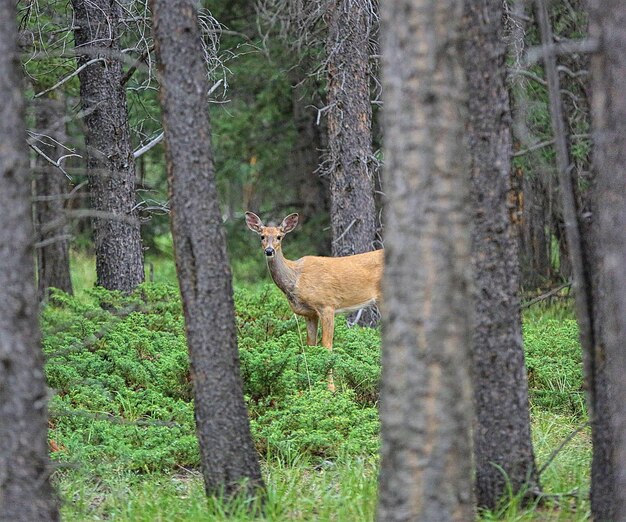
[292,249,384,312]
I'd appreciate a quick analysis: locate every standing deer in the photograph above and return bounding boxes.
[245,211,383,391]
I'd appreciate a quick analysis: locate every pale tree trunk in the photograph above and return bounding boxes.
[463,0,540,508]
[377,0,474,520]
[588,0,626,518]
[325,0,377,258]
[72,0,144,293]
[34,96,73,301]
[0,1,59,518]
[151,0,264,498]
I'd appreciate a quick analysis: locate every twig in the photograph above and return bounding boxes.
[28,142,74,180]
[121,45,154,86]
[513,139,555,157]
[133,132,164,159]
[521,282,571,308]
[332,218,357,245]
[537,421,590,477]
[525,37,599,66]
[34,234,73,249]
[33,57,105,98]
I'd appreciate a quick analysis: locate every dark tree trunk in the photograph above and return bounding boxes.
[0,2,59,518]
[519,171,552,289]
[151,0,264,498]
[463,0,540,508]
[289,70,329,226]
[72,0,144,293]
[378,0,474,519]
[588,0,626,518]
[325,0,377,257]
[34,96,73,301]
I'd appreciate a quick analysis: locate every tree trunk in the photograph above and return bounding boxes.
[377,0,474,520]
[519,171,552,289]
[33,96,73,301]
[0,2,59,518]
[72,0,144,293]
[463,0,540,508]
[588,0,626,518]
[325,0,377,257]
[151,0,264,498]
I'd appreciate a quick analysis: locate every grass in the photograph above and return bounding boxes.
[51,253,591,521]
[56,458,379,521]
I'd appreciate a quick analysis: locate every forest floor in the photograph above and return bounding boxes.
[48,253,590,521]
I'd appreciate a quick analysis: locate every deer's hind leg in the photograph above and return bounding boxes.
[319,308,336,392]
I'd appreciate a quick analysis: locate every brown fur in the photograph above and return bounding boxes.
[245,211,383,383]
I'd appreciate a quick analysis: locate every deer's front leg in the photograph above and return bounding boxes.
[305,315,318,346]
[320,308,336,392]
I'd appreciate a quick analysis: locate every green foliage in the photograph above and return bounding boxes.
[523,305,585,417]
[45,278,589,519]
[44,282,382,475]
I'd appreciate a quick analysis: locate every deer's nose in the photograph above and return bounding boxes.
[264,247,275,257]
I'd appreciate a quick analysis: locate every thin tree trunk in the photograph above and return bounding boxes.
[151,0,264,498]
[0,1,59,518]
[588,0,626,518]
[325,0,377,257]
[34,96,73,300]
[378,0,474,519]
[463,0,540,508]
[72,0,144,293]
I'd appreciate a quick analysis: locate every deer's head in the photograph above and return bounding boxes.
[245,212,299,258]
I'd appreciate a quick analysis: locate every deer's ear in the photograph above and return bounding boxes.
[245,212,264,234]
[280,213,299,234]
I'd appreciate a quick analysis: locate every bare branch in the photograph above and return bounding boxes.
[33,57,105,98]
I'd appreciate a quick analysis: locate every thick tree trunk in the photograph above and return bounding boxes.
[0,2,59,518]
[72,0,144,293]
[325,0,377,257]
[588,0,626,519]
[463,0,540,508]
[151,0,264,498]
[34,96,73,300]
[377,0,474,520]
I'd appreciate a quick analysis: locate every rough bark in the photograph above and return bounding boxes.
[0,2,59,518]
[377,0,474,520]
[588,0,626,518]
[34,96,73,301]
[325,0,377,257]
[151,0,264,498]
[463,0,540,508]
[72,0,144,293]
[519,171,552,289]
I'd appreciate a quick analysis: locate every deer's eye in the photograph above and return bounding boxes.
[260,236,265,240]
[277,235,283,240]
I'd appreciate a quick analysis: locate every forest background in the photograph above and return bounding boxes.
[1,0,624,520]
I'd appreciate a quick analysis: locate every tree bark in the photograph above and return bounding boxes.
[325,0,377,257]
[377,0,474,520]
[151,0,264,498]
[34,96,73,301]
[588,0,626,518]
[72,0,144,293]
[0,1,59,518]
[463,0,540,508]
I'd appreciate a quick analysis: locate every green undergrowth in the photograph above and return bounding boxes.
[43,283,381,475]
[43,281,590,520]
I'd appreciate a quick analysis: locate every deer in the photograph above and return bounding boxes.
[245,211,383,391]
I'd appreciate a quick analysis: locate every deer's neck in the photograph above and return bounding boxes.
[267,250,298,297]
